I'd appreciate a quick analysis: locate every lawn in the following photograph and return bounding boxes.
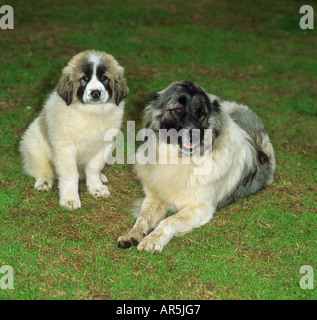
[0,0,316,300]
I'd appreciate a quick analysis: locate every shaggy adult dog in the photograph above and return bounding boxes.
[118,80,275,253]
[20,50,129,210]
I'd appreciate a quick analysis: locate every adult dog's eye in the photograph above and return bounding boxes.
[175,107,182,113]
[100,75,108,82]
[196,110,205,119]
[82,76,90,82]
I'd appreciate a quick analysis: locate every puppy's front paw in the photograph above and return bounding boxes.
[117,231,145,249]
[100,173,108,184]
[137,234,165,254]
[60,198,81,210]
[34,177,53,192]
[89,185,110,198]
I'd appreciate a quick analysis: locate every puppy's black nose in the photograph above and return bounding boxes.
[91,90,101,99]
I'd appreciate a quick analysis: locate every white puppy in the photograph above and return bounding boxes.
[20,50,129,210]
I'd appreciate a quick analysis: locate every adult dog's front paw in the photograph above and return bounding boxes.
[117,231,145,249]
[137,233,165,254]
[59,198,81,210]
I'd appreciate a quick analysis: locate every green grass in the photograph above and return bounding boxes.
[0,0,316,300]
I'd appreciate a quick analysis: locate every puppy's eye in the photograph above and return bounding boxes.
[175,107,182,113]
[100,75,108,82]
[82,76,90,82]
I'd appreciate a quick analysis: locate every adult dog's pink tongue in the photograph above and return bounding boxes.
[183,143,194,148]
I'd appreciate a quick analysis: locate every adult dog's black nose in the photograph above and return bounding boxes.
[91,90,101,99]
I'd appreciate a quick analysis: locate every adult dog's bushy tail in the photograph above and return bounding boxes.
[222,100,275,182]
[216,101,276,210]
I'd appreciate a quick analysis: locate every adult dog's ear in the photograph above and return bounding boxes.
[113,73,129,106]
[150,92,159,100]
[57,73,74,106]
[149,91,163,109]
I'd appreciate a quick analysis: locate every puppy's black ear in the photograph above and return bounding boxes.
[113,74,129,106]
[56,74,73,106]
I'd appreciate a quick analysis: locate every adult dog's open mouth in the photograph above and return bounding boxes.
[179,129,201,155]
